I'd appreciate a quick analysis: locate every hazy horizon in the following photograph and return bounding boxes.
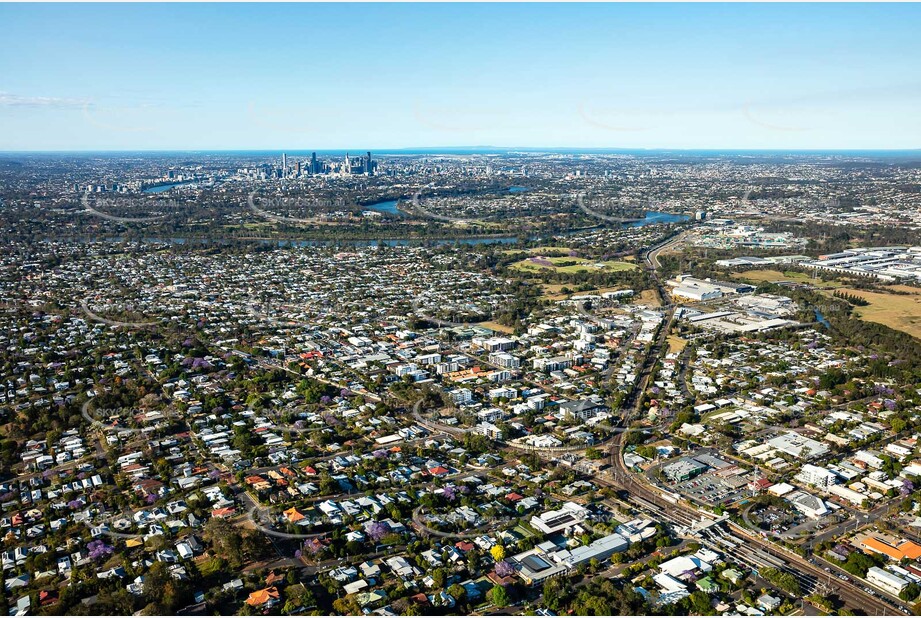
[2,147,921,155]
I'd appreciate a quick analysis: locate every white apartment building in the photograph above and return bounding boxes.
[796,464,839,489]
[867,567,909,595]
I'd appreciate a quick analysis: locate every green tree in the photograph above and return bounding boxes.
[689,590,713,615]
[760,567,801,595]
[842,551,879,577]
[901,582,921,602]
[447,584,467,605]
[488,585,510,608]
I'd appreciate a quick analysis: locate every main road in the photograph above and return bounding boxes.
[595,231,905,615]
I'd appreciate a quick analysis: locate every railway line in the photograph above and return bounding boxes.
[607,457,903,613]
[597,233,906,616]
[236,225,905,616]
[605,425,905,615]
[700,525,823,595]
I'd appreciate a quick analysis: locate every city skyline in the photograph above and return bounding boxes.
[2,3,920,151]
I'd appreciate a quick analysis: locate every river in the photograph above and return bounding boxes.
[108,204,686,248]
[123,236,521,248]
[626,211,689,227]
[143,181,197,193]
[364,200,401,215]
[363,196,687,230]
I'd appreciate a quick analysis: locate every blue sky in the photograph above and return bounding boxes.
[1,3,919,151]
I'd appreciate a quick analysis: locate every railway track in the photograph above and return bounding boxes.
[595,232,905,614]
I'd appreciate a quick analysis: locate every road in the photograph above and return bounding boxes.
[209,225,896,615]
[645,228,695,272]
[593,230,906,616]
[603,434,904,614]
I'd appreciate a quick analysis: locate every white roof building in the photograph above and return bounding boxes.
[787,491,829,519]
[867,566,909,595]
[659,555,713,578]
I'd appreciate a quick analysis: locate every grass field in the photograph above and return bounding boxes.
[733,269,921,340]
[730,269,840,289]
[821,286,921,340]
[511,255,637,274]
[476,320,515,334]
[539,283,570,301]
[538,284,637,302]
[666,335,688,354]
[502,246,574,256]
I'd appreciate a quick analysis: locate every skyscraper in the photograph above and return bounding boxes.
[366,151,373,176]
[311,152,318,174]
[282,153,287,176]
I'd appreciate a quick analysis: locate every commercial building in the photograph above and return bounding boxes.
[861,537,921,562]
[553,533,630,567]
[767,482,794,497]
[512,550,569,585]
[828,484,867,506]
[787,491,829,519]
[667,275,755,301]
[476,336,516,352]
[662,457,709,482]
[556,397,607,421]
[529,502,588,535]
[672,284,722,302]
[489,352,521,368]
[867,566,910,595]
[796,464,839,489]
[533,355,574,373]
[766,432,829,460]
[805,247,921,282]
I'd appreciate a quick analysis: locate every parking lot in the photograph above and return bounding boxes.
[673,470,752,506]
[749,504,801,533]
